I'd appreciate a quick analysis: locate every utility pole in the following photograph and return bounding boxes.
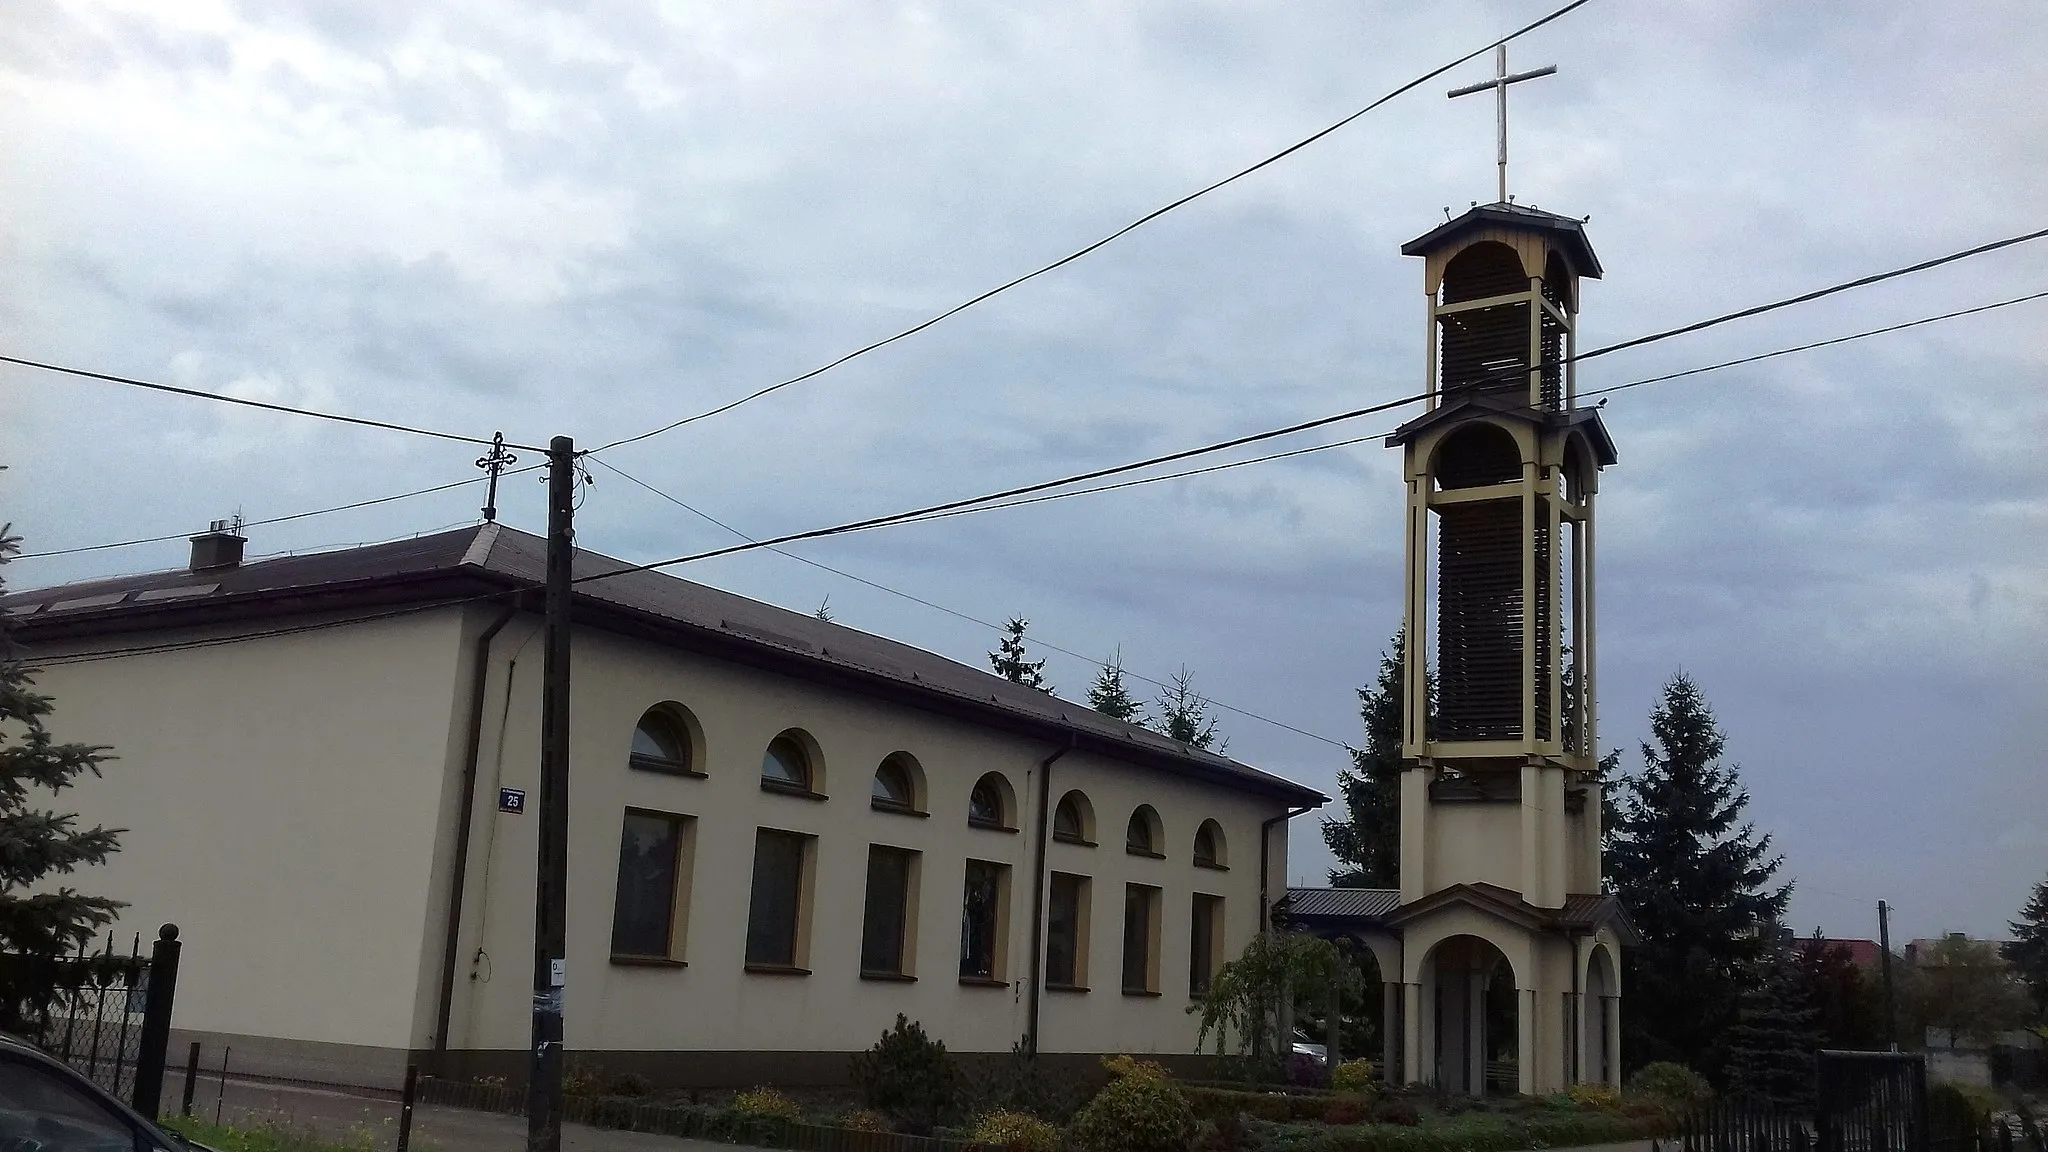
[527,435,576,1152]
[1878,899,1898,1051]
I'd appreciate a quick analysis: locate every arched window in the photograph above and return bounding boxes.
[629,706,699,777]
[1126,805,1163,858]
[1053,790,1095,846]
[761,731,819,795]
[968,773,1013,830]
[872,753,923,814]
[1193,820,1227,870]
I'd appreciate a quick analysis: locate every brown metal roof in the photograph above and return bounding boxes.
[5,524,1326,806]
[1400,202,1603,279]
[1281,887,1403,922]
[1279,881,1638,943]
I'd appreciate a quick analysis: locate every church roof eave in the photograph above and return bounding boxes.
[1400,202,1603,279]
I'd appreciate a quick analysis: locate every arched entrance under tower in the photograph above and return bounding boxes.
[1423,934,1518,1095]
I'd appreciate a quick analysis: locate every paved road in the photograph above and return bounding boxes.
[162,1071,735,1152]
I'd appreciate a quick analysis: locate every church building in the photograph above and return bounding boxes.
[4,523,1324,1087]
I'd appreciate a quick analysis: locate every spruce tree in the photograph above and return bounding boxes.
[2004,872,2048,1021]
[1322,633,1406,888]
[0,528,125,1025]
[1086,650,1142,722]
[1152,666,1222,751]
[987,617,1050,693]
[1724,945,1820,1112]
[1608,672,1789,1080]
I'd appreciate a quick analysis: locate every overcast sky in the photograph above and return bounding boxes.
[3,1,2043,944]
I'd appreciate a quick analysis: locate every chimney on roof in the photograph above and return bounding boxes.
[189,519,246,571]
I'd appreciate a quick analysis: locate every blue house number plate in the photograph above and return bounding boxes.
[498,788,527,814]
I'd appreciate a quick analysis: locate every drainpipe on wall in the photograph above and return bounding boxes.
[1257,804,1315,935]
[432,602,520,1055]
[1023,734,1075,1060]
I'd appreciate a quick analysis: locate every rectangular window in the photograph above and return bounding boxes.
[745,829,813,970]
[1123,883,1161,994]
[861,846,919,977]
[1046,872,1090,988]
[959,859,1010,982]
[1190,894,1224,995]
[610,810,694,959]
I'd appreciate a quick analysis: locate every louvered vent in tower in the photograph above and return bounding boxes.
[1438,242,1531,401]
[1433,423,1524,742]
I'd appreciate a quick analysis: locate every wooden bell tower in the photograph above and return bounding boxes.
[1387,203,1617,910]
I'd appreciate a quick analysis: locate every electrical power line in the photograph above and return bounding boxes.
[577,277,2048,585]
[890,283,2048,525]
[1575,226,2048,365]
[589,456,1352,749]
[586,0,1601,455]
[12,466,544,561]
[1579,286,2048,398]
[0,354,540,451]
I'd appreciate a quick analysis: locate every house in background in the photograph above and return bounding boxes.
[1791,937,1885,968]
[4,523,1324,1088]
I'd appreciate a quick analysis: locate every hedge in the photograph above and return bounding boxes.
[1246,1110,1677,1152]
[1187,1087,1337,1123]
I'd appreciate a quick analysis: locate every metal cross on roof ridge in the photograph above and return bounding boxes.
[1448,44,1557,207]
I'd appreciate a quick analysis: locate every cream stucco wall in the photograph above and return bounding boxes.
[450,619,1292,1062]
[26,610,473,1056]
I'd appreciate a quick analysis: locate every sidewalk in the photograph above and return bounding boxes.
[163,1070,737,1152]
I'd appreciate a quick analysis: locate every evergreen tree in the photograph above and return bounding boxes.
[2004,872,2048,1021]
[1086,650,1142,722]
[987,617,1050,693]
[0,528,125,1026]
[1724,944,1821,1112]
[1322,633,1406,888]
[1608,673,1790,1081]
[1152,666,1222,751]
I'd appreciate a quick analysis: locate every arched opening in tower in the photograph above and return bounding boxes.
[1438,242,1530,399]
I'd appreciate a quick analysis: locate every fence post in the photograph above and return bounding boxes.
[180,1042,201,1118]
[396,1064,419,1152]
[130,925,181,1118]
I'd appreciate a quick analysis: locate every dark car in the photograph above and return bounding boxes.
[0,1032,212,1151]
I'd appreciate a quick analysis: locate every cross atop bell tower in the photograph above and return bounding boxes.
[1448,46,1557,205]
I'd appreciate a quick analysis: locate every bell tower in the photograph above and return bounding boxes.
[1366,203,1630,1096]
[1389,204,1615,909]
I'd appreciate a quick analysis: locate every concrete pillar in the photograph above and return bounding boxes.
[1604,994,1622,1087]
[1517,987,1537,1096]
[1406,978,1427,1087]
[1467,969,1487,1094]
[1382,981,1401,1083]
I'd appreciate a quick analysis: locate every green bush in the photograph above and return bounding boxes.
[1627,1062,1713,1111]
[1187,1086,1331,1123]
[841,1109,892,1133]
[1321,1097,1371,1125]
[852,1014,958,1134]
[1233,1109,1675,1152]
[733,1087,803,1122]
[1928,1082,1996,1143]
[1367,1098,1419,1127]
[1567,1082,1621,1112]
[1330,1060,1376,1095]
[1069,1058,1198,1152]
[971,1110,1062,1152]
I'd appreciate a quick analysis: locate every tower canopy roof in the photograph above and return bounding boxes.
[1402,202,1602,279]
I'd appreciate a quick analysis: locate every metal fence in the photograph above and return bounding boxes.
[1680,1102,1817,1152]
[415,1076,996,1152]
[1818,1050,1928,1152]
[0,924,182,1117]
